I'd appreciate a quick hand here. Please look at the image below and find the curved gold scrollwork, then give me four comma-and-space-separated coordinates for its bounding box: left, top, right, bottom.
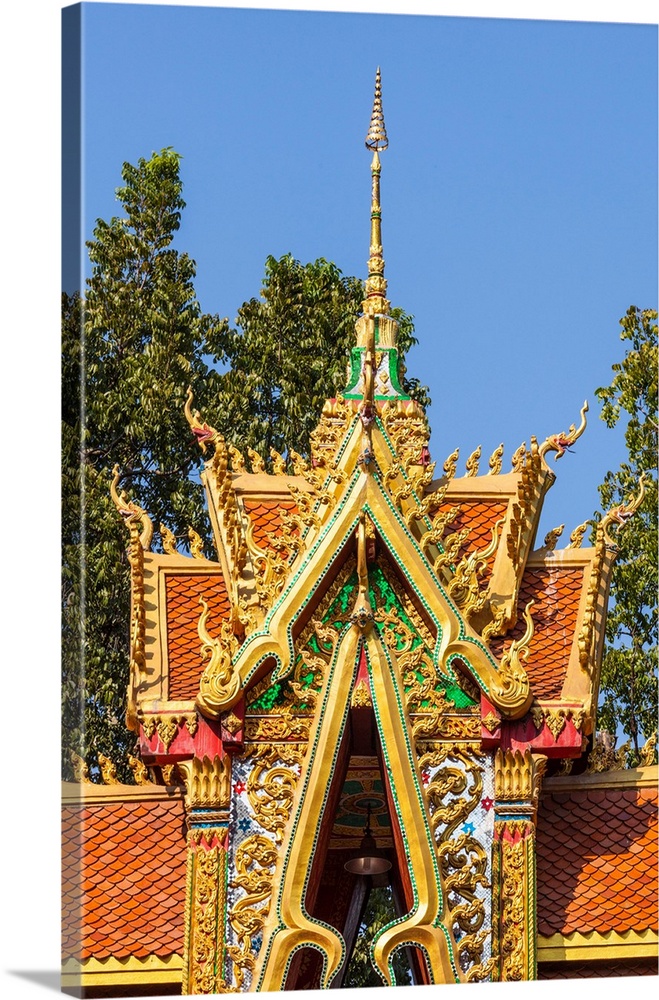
489, 602, 534, 718
247, 747, 299, 844
195, 596, 242, 717
227, 835, 279, 990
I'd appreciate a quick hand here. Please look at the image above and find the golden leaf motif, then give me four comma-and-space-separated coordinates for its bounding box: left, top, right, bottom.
488, 443, 504, 475
196, 597, 241, 717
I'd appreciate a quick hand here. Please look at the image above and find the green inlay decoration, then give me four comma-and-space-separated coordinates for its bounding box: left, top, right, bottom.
368, 564, 476, 709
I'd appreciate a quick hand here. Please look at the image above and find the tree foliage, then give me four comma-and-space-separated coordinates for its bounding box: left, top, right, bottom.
343, 885, 413, 988
62, 150, 425, 780
62, 149, 229, 781
595, 306, 658, 758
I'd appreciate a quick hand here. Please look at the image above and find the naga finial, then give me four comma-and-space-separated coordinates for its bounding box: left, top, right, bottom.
184, 386, 221, 454
540, 400, 589, 461
110, 464, 153, 550
362, 68, 390, 317
601, 473, 648, 548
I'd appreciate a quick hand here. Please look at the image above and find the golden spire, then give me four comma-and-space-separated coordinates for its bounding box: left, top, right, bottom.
363, 67, 390, 316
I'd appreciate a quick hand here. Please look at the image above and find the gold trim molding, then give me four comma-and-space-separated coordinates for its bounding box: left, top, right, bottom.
61, 953, 183, 988
537, 928, 659, 962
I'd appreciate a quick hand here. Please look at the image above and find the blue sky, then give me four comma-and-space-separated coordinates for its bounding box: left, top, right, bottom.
1, 3, 657, 998
69, 2, 657, 540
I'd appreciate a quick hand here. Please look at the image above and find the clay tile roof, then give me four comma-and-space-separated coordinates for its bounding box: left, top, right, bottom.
242, 498, 298, 552
537, 783, 658, 936
434, 497, 509, 584
62, 796, 187, 961
489, 563, 584, 699
166, 572, 232, 700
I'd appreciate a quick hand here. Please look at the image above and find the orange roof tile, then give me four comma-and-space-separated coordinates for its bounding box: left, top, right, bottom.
539, 958, 658, 978
537, 783, 658, 936
434, 498, 508, 584
242, 498, 298, 553
490, 564, 584, 700
62, 797, 187, 961
165, 572, 232, 700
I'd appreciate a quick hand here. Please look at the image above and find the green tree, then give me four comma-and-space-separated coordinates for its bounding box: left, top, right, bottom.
343, 885, 413, 988
215, 253, 426, 458
63, 151, 426, 782
62, 149, 229, 781
594, 306, 658, 759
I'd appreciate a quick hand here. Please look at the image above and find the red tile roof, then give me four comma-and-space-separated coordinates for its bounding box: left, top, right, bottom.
434, 498, 508, 584
539, 958, 658, 978
537, 781, 658, 936
242, 498, 298, 553
165, 572, 232, 700
62, 795, 186, 961
490, 564, 584, 700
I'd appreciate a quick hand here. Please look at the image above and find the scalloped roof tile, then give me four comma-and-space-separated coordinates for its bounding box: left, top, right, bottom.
165, 571, 232, 700
62, 796, 187, 961
537, 782, 658, 936
490, 563, 584, 699
242, 498, 298, 552
434, 497, 508, 584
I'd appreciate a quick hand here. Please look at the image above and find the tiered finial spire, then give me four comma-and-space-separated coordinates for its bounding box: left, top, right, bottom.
363, 68, 390, 316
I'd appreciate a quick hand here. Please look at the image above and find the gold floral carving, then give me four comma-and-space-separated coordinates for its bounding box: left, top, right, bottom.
374, 603, 448, 714
494, 748, 533, 801
351, 679, 372, 707
246, 744, 303, 844
138, 712, 198, 746
488, 443, 504, 476
418, 504, 460, 560
419, 744, 492, 979
244, 715, 311, 741
208, 438, 248, 582
159, 522, 178, 554
98, 753, 119, 785
507, 441, 543, 567
188, 527, 205, 559
489, 602, 534, 717
110, 465, 150, 730
196, 596, 242, 717
568, 520, 590, 549
247, 447, 266, 474
380, 399, 430, 469
128, 754, 152, 785
178, 755, 232, 809
269, 448, 287, 475
183, 829, 229, 994
223, 711, 243, 736
539, 400, 588, 461
443, 447, 459, 480
446, 518, 503, 623
465, 446, 481, 477
412, 714, 481, 741
161, 764, 184, 786
228, 445, 246, 474
309, 394, 353, 466
481, 712, 500, 734
543, 524, 564, 551
586, 739, 630, 773
639, 731, 658, 766
227, 835, 279, 990
510, 442, 527, 473
496, 829, 534, 981
70, 752, 92, 784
